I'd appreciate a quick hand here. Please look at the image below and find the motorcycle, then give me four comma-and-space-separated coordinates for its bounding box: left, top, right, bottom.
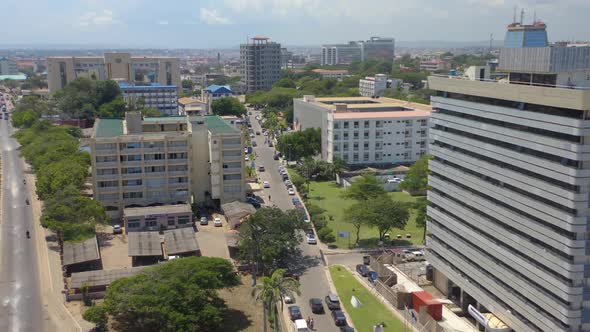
25, 199, 29, 205
26, 230, 30, 239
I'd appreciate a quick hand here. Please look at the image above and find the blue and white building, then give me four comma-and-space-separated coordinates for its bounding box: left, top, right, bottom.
119, 82, 179, 116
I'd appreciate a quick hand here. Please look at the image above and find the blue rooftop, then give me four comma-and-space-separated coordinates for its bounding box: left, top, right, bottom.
205, 85, 233, 94
118, 82, 177, 89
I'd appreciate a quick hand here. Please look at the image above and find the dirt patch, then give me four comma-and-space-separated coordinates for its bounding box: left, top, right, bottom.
96, 225, 132, 269
219, 275, 269, 332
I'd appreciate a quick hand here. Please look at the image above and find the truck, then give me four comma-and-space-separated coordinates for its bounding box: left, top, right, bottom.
292, 319, 309, 332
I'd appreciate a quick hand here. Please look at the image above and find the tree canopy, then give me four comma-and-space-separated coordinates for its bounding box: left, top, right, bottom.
252, 268, 300, 331
366, 196, 411, 241
53, 78, 122, 122
276, 128, 321, 161
83, 257, 240, 332
400, 155, 431, 195
341, 174, 386, 201
211, 97, 246, 116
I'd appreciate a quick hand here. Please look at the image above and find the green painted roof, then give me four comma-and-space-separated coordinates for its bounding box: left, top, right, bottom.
203, 115, 240, 134
142, 116, 187, 123
95, 118, 123, 137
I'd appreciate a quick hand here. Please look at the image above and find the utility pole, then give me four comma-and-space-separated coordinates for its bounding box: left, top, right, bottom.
489, 33, 493, 54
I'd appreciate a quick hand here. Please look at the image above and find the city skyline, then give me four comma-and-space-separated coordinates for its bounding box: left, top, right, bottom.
2, 0, 589, 48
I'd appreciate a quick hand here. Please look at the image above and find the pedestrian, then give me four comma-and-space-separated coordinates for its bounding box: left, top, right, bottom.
268, 195, 271, 201
307, 316, 311, 327
310, 317, 314, 330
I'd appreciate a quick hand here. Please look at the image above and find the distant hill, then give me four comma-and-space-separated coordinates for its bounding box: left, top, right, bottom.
396, 40, 503, 48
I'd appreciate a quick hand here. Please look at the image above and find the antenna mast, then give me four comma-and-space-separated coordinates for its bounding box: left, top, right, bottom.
513, 7, 517, 23
533, 9, 536, 24
489, 33, 493, 53
520, 8, 525, 25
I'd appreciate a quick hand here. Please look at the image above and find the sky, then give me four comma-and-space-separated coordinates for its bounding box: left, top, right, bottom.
1, 0, 589, 48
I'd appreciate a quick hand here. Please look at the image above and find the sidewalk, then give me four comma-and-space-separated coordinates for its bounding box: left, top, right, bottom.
23, 162, 90, 332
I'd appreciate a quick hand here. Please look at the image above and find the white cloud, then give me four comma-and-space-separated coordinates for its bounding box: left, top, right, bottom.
199, 8, 232, 25
157, 20, 169, 25
78, 9, 117, 26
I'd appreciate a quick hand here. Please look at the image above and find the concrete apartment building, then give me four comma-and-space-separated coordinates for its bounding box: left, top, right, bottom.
90, 113, 245, 219
419, 59, 451, 72
0, 57, 19, 75
240, 37, 281, 93
118, 82, 179, 116
294, 95, 430, 165
47, 52, 180, 93
426, 22, 590, 332
321, 37, 395, 66
311, 69, 349, 80
359, 74, 388, 97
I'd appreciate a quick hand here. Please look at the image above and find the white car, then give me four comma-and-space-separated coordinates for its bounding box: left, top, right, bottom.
306, 233, 317, 244
263, 181, 270, 188
284, 180, 292, 186
214, 217, 222, 227
288, 188, 295, 195
245, 156, 250, 161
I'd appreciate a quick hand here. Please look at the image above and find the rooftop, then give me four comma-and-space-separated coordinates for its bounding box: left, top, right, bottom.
304, 96, 432, 112
333, 110, 430, 119
70, 267, 144, 289
311, 69, 349, 74
63, 237, 100, 266
163, 228, 199, 255
0, 74, 27, 81
205, 84, 233, 93
94, 118, 124, 137
128, 232, 163, 257
124, 204, 192, 218
203, 115, 240, 134
142, 116, 187, 124
178, 97, 204, 105
118, 82, 177, 89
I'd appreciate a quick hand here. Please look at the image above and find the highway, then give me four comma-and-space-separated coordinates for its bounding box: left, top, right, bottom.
248, 110, 340, 332
0, 95, 45, 332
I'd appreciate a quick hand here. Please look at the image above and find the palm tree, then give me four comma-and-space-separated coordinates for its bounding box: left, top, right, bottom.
252, 269, 301, 332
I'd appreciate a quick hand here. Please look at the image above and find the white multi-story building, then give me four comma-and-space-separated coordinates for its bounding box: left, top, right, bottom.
90, 113, 245, 219
359, 74, 388, 97
294, 96, 430, 165
47, 52, 180, 93
321, 37, 395, 66
0, 57, 18, 75
311, 69, 349, 80
118, 82, 178, 116
426, 43, 590, 332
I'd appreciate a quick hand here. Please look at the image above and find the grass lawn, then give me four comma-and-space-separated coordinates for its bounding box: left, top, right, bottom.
329, 265, 405, 332
308, 181, 424, 248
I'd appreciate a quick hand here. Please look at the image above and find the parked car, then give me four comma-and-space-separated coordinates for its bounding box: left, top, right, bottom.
309, 298, 324, 314
292, 197, 301, 206
340, 326, 355, 332
288, 306, 302, 321
356, 264, 370, 277
284, 180, 292, 186
273, 154, 280, 160
113, 224, 122, 234
325, 293, 341, 310
214, 217, 222, 227
200, 217, 208, 225
246, 197, 262, 209
263, 181, 270, 188
245, 156, 249, 161
331, 310, 347, 326
252, 141, 257, 147
256, 131, 261, 135
284, 294, 295, 304
306, 233, 317, 244
288, 188, 296, 195
258, 164, 265, 171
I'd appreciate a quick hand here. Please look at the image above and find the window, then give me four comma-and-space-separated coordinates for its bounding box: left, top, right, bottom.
333, 122, 340, 129
167, 217, 176, 226
145, 166, 165, 173
123, 192, 143, 199
224, 184, 242, 193
169, 177, 188, 184
96, 156, 117, 163
120, 142, 140, 149
343, 122, 349, 129
222, 162, 241, 169
363, 132, 369, 138
97, 168, 118, 176
364, 121, 370, 128
363, 153, 369, 161
168, 152, 187, 159
145, 219, 157, 227
223, 174, 242, 180
122, 167, 142, 174
222, 150, 241, 157
178, 216, 190, 224
354, 121, 359, 128
144, 153, 164, 160
353, 142, 359, 150
127, 221, 141, 229
343, 132, 349, 139
222, 138, 241, 145
363, 142, 369, 149
353, 132, 359, 140
143, 141, 164, 149
169, 165, 188, 172
120, 154, 141, 162
123, 179, 142, 186
343, 143, 349, 151
334, 134, 340, 141
98, 181, 118, 188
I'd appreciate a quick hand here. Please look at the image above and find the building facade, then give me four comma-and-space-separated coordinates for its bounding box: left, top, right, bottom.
419, 60, 451, 72
118, 82, 179, 115
359, 74, 388, 97
311, 69, 349, 80
90, 113, 245, 219
426, 61, 590, 331
321, 37, 395, 66
0, 57, 19, 75
294, 96, 430, 165
240, 37, 281, 93
47, 52, 180, 93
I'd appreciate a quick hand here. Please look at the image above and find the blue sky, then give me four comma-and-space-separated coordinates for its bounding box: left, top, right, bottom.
2, 0, 589, 48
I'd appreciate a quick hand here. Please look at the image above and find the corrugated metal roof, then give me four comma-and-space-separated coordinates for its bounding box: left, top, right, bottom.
63, 236, 100, 266
124, 204, 192, 218
128, 232, 163, 257
164, 228, 199, 255
203, 115, 240, 134
94, 118, 123, 137
70, 267, 144, 288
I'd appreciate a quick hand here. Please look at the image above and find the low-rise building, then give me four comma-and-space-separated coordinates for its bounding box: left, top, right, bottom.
178, 97, 208, 115
294, 95, 431, 165
90, 112, 245, 219
202, 84, 234, 104
123, 204, 193, 232
420, 60, 451, 72
359, 74, 388, 97
118, 82, 178, 115
311, 69, 349, 80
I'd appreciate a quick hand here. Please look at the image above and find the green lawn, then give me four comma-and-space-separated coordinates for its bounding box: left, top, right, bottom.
308, 181, 424, 248
329, 265, 405, 332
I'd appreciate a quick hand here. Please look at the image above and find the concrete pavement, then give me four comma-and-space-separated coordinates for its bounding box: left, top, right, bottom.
248, 110, 340, 332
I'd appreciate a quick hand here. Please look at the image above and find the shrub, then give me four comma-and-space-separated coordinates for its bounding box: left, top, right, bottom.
318, 227, 336, 243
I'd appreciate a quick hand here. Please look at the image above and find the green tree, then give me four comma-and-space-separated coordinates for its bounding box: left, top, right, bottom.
238, 207, 305, 276
343, 202, 373, 246
36, 156, 89, 200
366, 196, 411, 241
211, 97, 246, 116
98, 96, 127, 118
400, 155, 431, 195
414, 197, 428, 243
274, 77, 296, 89
341, 174, 386, 202
252, 269, 301, 332
95, 80, 121, 106
11, 109, 38, 128
83, 304, 108, 331
276, 128, 321, 161
140, 107, 163, 117
85, 257, 240, 332
181, 79, 194, 90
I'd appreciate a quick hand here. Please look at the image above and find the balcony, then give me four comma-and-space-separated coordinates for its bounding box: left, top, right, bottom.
94, 149, 116, 156
98, 186, 119, 193
121, 160, 141, 166
95, 161, 118, 168
223, 167, 242, 174
121, 173, 142, 179
144, 159, 165, 166
168, 145, 188, 152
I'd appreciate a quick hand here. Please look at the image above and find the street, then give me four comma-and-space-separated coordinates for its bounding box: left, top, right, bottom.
248, 110, 340, 332
0, 96, 45, 332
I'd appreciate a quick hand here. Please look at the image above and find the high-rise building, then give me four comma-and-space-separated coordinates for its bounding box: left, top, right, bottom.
118, 82, 179, 116
294, 95, 430, 165
426, 27, 590, 332
47, 52, 180, 93
321, 37, 395, 66
0, 57, 19, 75
504, 21, 549, 48
90, 113, 245, 219
240, 37, 281, 93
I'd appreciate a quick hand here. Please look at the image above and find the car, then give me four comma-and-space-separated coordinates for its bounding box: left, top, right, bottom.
264, 132, 268, 136
356, 264, 370, 277
331, 310, 347, 326
214, 217, 222, 227
306, 233, 317, 244
113, 224, 122, 234
284, 271, 300, 281
263, 181, 270, 188
288, 188, 296, 195
245, 156, 250, 161
340, 326, 355, 332
292, 197, 301, 206
252, 141, 257, 147
288, 306, 302, 321
284, 179, 292, 186
309, 298, 324, 313
250, 133, 255, 138
273, 154, 280, 160
284, 294, 295, 304
325, 293, 341, 310
246, 196, 262, 209
200, 217, 208, 225
256, 131, 261, 135
258, 164, 265, 171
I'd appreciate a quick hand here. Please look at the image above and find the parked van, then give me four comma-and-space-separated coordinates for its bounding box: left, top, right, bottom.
293, 319, 309, 332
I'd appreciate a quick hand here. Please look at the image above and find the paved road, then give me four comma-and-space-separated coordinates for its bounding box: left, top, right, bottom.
248, 110, 340, 332
0, 94, 45, 332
